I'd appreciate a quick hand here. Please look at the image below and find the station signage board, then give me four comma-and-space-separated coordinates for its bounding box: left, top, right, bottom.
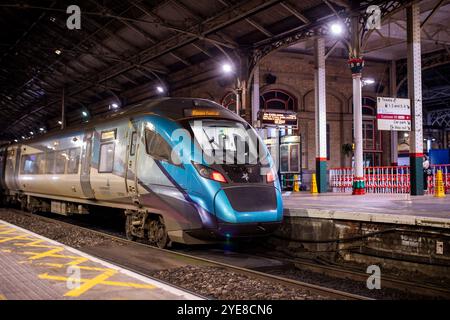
376, 97, 411, 131
259, 111, 298, 128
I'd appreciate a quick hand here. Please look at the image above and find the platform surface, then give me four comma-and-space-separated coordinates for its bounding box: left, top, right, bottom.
0, 220, 201, 300
283, 193, 450, 228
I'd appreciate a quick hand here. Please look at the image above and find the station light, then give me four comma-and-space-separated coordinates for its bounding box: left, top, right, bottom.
111, 103, 119, 109
21, 136, 26, 140
29, 131, 34, 135
58, 120, 62, 125
404, 133, 409, 138
362, 78, 375, 85
55, 49, 62, 55
330, 22, 343, 35
82, 111, 88, 117
222, 63, 233, 74
39, 127, 45, 132
156, 86, 165, 94
14, 139, 18, 142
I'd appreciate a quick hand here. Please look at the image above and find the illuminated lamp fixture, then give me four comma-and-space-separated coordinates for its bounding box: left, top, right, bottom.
330, 22, 343, 35
156, 86, 165, 94
55, 49, 62, 55
222, 63, 233, 74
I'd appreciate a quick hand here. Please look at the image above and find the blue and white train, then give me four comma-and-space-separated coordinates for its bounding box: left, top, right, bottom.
0, 98, 283, 247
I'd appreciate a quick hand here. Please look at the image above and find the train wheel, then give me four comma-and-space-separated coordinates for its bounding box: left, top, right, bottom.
148, 216, 169, 249
125, 214, 137, 241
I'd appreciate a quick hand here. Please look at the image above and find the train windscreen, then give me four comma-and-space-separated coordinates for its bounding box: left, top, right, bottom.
189, 119, 266, 165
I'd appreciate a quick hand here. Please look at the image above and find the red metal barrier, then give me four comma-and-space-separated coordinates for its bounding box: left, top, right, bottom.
329, 164, 450, 194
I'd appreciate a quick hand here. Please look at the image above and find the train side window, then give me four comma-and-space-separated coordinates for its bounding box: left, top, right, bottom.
55, 151, 67, 174
36, 153, 45, 174
67, 148, 81, 174
45, 151, 56, 174
21, 154, 37, 174
99, 143, 115, 173
145, 129, 177, 164
130, 132, 137, 156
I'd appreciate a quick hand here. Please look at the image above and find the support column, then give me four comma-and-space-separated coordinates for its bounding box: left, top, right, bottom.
407, 3, 424, 195
251, 65, 260, 128
390, 61, 398, 166
349, 15, 365, 195
61, 87, 66, 130
314, 37, 327, 193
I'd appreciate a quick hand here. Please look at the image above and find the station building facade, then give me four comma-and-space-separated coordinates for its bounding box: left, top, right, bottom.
169, 51, 393, 178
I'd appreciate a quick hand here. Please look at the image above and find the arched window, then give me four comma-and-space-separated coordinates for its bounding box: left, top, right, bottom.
260, 89, 297, 112
361, 97, 382, 166
221, 91, 237, 113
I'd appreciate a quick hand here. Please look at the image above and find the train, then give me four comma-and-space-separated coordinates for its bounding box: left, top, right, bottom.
0, 98, 283, 248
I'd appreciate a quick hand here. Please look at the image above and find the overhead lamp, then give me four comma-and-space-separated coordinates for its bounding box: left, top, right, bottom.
82, 111, 88, 117
111, 103, 119, 109
14, 139, 18, 142
222, 63, 233, 74
330, 22, 343, 35
55, 49, 62, 55
39, 127, 45, 132
404, 133, 409, 138
30, 131, 34, 135
21, 136, 26, 139
58, 120, 62, 125
362, 78, 375, 85
156, 86, 165, 94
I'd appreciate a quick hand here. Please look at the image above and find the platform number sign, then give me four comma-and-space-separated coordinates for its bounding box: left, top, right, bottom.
376, 97, 411, 131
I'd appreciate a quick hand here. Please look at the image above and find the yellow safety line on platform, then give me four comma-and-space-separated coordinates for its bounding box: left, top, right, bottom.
39, 273, 156, 291
0, 235, 35, 243
0, 222, 159, 297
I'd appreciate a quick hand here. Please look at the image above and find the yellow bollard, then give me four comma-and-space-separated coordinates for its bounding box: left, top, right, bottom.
293, 174, 300, 192
435, 170, 446, 198
311, 173, 318, 194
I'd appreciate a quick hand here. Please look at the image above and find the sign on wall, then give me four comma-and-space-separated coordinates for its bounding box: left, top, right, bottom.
259, 111, 298, 127
376, 97, 411, 131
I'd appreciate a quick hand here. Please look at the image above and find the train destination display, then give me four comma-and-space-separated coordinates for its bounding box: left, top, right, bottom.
259, 111, 298, 127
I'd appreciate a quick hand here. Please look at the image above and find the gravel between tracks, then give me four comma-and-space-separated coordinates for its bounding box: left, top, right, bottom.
0, 209, 331, 300
150, 265, 328, 300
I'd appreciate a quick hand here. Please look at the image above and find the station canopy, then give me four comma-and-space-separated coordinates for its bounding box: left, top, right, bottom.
0, 0, 449, 142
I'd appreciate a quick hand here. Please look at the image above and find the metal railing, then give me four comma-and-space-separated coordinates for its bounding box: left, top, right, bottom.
329, 164, 450, 194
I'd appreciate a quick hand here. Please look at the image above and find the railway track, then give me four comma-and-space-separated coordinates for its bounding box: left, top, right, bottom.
1, 210, 369, 300
245, 251, 450, 300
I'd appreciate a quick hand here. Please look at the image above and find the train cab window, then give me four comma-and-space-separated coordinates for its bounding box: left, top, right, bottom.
55, 151, 67, 174
45, 151, 56, 174
99, 143, 115, 173
145, 129, 177, 164
67, 148, 81, 174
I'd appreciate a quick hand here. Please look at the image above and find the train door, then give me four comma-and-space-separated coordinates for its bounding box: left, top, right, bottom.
80, 130, 95, 199
4, 145, 21, 191
0, 147, 6, 191
125, 120, 141, 200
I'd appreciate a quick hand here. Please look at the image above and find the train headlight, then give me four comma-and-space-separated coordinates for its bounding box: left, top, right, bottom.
192, 162, 228, 183
266, 170, 276, 183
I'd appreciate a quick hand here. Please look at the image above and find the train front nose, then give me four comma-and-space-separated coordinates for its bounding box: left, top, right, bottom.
213, 185, 283, 238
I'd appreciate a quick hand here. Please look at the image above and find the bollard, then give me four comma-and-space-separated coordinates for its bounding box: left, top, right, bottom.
435, 170, 446, 198
293, 174, 300, 192
311, 173, 318, 194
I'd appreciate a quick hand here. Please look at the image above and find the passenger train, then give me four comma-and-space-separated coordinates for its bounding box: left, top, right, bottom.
0, 98, 283, 248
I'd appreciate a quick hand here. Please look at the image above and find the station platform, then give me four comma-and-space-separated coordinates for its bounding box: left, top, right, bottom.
0, 220, 201, 300
283, 192, 450, 229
